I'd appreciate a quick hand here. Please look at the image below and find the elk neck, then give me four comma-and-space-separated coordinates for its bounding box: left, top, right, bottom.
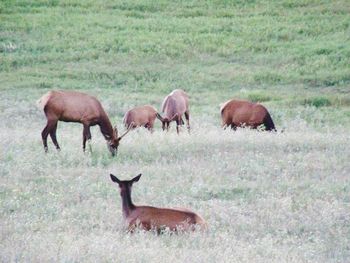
120, 186, 135, 218
99, 114, 117, 141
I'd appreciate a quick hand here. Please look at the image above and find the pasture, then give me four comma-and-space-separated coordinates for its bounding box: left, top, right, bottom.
1, 0, 349, 262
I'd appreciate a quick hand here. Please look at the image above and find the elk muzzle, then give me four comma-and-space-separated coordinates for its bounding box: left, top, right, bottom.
107, 141, 118, 157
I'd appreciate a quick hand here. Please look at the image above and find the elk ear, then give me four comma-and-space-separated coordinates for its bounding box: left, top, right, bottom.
110, 174, 120, 184
131, 173, 142, 184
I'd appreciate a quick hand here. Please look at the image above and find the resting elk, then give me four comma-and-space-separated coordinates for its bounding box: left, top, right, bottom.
220, 99, 276, 131
123, 105, 159, 132
37, 90, 131, 156
110, 173, 207, 233
156, 89, 190, 134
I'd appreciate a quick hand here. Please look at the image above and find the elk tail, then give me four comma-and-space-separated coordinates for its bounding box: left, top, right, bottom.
220, 100, 231, 116
36, 91, 52, 110
263, 113, 277, 132
196, 214, 209, 232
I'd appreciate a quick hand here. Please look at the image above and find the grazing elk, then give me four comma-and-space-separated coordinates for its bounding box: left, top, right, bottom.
220, 99, 276, 131
157, 89, 190, 134
37, 90, 131, 156
110, 173, 207, 233
123, 105, 159, 132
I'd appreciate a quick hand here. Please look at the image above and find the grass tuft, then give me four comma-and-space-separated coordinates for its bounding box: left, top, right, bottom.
302, 97, 332, 107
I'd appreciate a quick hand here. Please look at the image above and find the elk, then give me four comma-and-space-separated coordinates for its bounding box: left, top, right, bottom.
37, 90, 131, 156
220, 99, 276, 131
123, 105, 159, 132
110, 173, 207, 233
156, 89, 190, 134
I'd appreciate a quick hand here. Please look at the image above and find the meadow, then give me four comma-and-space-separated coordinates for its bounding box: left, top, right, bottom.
1, 0, 350, 262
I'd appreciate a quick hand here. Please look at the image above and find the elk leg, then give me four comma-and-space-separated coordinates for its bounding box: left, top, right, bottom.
166, 122, 169, 132
83, 124, 92, 153
41, 120, 57, 153
230, 124, 237, 131
49, 122, 60, 151
127, 224, 136, 233
184, 111, 190, 133
42, 125, 50, 153
128, 221, 151, 232
147, 121, 154, 133
176, 118, 181, 134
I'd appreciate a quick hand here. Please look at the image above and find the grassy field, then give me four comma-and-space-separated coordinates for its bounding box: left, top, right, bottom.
1, 0, 350, 262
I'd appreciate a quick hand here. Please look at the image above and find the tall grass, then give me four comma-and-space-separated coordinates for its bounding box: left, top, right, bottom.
1, 0, 350, 262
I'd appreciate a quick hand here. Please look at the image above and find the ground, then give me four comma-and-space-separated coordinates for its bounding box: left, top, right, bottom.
0, 0, 349, 262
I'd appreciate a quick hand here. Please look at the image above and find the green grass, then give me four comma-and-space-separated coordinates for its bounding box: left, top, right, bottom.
1, 0, 350, 262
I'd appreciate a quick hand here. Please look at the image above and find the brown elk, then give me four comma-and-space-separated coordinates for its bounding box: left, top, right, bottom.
110, 173, 207, 233
220, 99, 276, 131
37, 90, 131, 156
156, 89, 190, 134
123, 105, 159, 132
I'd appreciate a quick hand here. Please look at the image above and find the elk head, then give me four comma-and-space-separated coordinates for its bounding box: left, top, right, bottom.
156, 113, 179, 131
110, 173, 142, 195
107, 126, 132, 156
156, 113, 165, 130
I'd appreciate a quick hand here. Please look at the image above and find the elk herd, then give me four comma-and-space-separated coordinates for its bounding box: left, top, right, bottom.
37, 89, 277, 233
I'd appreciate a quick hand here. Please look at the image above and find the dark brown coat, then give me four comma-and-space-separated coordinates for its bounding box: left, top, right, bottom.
220, 99, 276, 131
37, 90, 130, 156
